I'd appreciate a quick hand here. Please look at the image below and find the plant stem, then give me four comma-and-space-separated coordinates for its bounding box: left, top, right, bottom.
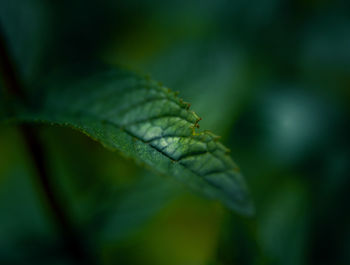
0, 25, 93, 265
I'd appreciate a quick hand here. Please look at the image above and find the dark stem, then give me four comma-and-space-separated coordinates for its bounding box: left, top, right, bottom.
0, 25, 93, 265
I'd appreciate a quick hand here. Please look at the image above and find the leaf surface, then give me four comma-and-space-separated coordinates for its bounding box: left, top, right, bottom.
17, 67, 254, 215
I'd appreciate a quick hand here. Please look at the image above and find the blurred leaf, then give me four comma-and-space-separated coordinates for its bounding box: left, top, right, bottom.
12, 66, 253, 215
0, 0, 51, 82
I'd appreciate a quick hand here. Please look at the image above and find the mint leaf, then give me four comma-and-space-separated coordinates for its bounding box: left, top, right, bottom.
17, 66, 254, 215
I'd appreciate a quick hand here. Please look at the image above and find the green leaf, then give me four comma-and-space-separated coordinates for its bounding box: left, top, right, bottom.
18, 66, 254, 215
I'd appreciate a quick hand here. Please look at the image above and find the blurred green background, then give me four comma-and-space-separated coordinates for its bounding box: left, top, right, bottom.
1, 0, 350, 264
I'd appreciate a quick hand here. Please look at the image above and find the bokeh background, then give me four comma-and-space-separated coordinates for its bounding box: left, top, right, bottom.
1, 0, 350, 264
